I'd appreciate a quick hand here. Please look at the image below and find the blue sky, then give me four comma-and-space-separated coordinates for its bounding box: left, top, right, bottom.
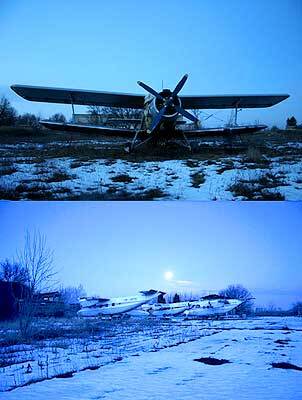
0, 201, 301, 308
0, 0, 301, 127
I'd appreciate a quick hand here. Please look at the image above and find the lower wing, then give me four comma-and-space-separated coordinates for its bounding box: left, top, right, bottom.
40, 120, 136, 137
180, 124, 267, 138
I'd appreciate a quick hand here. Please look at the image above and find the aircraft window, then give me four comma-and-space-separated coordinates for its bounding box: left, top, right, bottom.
112, 303, 115, 306
196, 305, 200, 308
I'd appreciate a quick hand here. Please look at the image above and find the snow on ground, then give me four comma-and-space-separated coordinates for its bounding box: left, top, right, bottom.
1, 317, 302, 399
1, 153, 302, 200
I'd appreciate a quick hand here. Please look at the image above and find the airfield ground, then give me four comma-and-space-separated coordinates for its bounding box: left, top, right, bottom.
0, 317, 301, 399
0, 127, 302, 200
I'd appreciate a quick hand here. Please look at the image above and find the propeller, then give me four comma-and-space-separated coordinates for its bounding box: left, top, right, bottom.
137, 74, 199, 133
175, 105, 198, 123
172, 73, 188, 97
137, 81, 163, 100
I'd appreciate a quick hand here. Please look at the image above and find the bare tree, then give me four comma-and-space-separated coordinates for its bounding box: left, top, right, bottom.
18, 230, 56, 295
190, 109, 202, 128
49, 113, 66, 123
88, 105, 142, 119
60, 284, 86, 305
0, 96, 18, 126
291, 301, 302, 316
17, 113, 40, 128
0, 258, 28, 284
17, 230, 57, 338
219, 284, 254, 315
88, 105, 102, 116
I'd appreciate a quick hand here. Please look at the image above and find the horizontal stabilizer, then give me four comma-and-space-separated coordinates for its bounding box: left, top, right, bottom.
139, 289, 160, 296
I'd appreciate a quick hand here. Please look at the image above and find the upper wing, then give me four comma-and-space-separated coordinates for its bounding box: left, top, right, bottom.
11, 85, 145, 109
179, 94, 289, 109
40, 120, 136, 137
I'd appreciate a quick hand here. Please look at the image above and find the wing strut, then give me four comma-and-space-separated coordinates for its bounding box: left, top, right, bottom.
70, 94, 76, 123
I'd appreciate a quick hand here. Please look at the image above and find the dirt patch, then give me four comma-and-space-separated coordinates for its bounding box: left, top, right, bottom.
274, 339, 291, 345
111, 174, 136, 183
194, 357, 231, 365
271, 362, 302, 371
191, 171, 206, 188
0, 166, 18, 176
55, 371, 74, 378
44, 170, 76, 183
186, 159, 200, 168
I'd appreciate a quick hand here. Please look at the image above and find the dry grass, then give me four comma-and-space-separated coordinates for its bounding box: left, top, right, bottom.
0, 166, 18, 176
44, 170, 76, 183
191, 171, 206, 188
111, 174, 136, 183
228, 171, 286, 200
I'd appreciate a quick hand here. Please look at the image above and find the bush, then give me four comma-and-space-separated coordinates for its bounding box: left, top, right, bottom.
0, 97, 17, 126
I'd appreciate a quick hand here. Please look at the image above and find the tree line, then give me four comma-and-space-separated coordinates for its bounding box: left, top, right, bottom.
0, 96, 66, 127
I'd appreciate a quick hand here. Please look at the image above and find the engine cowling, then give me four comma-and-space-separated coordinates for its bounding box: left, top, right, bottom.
153, 89, 182, 119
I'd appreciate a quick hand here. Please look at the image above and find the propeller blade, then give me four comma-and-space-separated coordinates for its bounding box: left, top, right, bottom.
150, 105, 168, 133
137, 81, 163, 100
175, 105, 198, 123
172, 74, 188, 96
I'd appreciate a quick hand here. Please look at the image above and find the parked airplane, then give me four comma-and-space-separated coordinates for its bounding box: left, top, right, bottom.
11, 75, 289, 151
78, 289, 162, 317
184, 295, 245, 318
142, 301, 191, 317
143, 294, 247, 318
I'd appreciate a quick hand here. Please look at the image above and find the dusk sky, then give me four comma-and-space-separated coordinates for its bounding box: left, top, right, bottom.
0, 201, 301, 309
0, 0, 301, 127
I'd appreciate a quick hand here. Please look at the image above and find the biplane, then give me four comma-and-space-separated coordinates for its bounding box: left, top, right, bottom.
11, 74, 289, 151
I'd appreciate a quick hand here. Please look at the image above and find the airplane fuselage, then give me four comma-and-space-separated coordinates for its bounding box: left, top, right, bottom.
78, 291, 159, 317
143, 298, 244, 318
185, 298, 243, 318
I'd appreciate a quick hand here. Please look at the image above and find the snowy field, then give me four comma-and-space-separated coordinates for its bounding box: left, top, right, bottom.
1, 129, 302, 200
1, 317, 302, 399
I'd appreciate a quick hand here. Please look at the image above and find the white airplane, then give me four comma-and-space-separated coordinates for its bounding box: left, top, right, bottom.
184, 295, 246, 318
142, 301, 191, 317
143, 294, 247, 318
78, 289, 162, 317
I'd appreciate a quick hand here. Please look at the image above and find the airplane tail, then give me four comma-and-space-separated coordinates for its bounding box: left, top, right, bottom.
139, 289, 166, 296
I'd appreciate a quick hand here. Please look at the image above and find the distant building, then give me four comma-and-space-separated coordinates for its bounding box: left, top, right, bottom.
32, 291, 67, 317
32, 291, 80, 317
73, 113, 142, 129
74, 114, 110, 125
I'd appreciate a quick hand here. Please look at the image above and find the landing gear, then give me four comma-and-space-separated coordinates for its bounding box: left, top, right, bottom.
176, 131, 192, 152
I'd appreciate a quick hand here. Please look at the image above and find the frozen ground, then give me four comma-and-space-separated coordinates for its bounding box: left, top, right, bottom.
1, 317, 302, 399
1, 129, 302, 200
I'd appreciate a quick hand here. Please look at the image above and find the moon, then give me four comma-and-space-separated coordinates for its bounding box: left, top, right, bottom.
164, 271, 174, 280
